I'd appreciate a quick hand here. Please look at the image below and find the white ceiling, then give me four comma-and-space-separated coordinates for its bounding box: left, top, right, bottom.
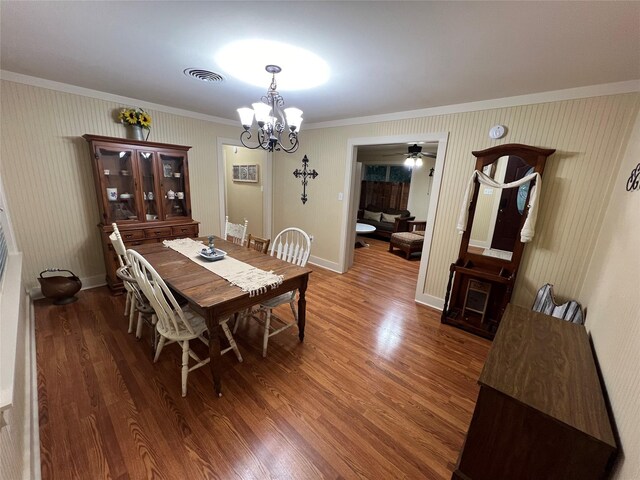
1, 1, 638, 125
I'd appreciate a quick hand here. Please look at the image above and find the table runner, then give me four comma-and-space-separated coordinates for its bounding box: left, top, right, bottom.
162, 238, 283, 296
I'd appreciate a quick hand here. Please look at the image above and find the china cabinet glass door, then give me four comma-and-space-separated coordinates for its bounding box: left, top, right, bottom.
138, 151, 161, 222
159, 152, 188, 219
96, 145, 140, 222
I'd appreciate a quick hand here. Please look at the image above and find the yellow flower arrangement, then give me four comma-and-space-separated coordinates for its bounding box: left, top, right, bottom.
118, 107, 152, 129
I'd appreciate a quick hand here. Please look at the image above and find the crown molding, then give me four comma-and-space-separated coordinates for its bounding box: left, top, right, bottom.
305, 80, 640, 130
2, 70, 638, 131
0, 70, 237, 127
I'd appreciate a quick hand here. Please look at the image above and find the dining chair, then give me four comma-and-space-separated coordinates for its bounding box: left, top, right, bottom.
242, 227, 311, 357
225, 216, 248, 246
126, 249, 243, 396
109, 223, 155, 338
115, 266, 157, 347
246, 234, 270, 254
532, 283, 585, 325
109, 224, 133, 317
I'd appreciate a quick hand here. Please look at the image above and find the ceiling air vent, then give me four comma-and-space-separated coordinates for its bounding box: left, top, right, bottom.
183, 68, 224, 83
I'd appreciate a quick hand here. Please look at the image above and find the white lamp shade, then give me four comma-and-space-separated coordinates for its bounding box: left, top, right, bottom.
252, 102, 272, 124
404, 157, 415, 167
284, 107, 303, 131
415, 157, 423, 167
237, 107, 254, 127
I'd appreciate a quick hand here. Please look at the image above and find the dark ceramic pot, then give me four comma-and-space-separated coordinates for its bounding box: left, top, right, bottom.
38, 269, 82, 305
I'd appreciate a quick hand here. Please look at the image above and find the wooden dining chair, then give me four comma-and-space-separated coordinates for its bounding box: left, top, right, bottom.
246, 234, 270, 254
127, 249, 243, 396
243, 227, 311, 357
225, 216, 248, 246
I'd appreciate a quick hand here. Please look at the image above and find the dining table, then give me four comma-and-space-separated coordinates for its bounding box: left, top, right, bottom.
132, 236, 313, 396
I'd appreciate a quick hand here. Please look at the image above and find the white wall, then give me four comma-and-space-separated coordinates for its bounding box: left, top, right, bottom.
0, 169, 37, 480
580, 111, 640, 479
407, 157, 435, 221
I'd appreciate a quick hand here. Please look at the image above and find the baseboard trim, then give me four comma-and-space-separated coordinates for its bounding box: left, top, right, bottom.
24, 296, 40, 480
28, 274, 106, 300
308, 256, 343, 273
415, 293, 444, 311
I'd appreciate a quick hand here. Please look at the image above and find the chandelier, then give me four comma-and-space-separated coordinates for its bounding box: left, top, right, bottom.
237, 65, 303, 153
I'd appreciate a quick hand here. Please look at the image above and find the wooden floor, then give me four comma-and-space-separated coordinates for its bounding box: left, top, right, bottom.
36, 238, 491, 479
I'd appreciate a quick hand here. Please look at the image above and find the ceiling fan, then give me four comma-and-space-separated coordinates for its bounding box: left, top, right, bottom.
383, 144, 436, 167
383, 144, 436, 160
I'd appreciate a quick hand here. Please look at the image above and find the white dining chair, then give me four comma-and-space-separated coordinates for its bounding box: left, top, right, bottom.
109, 223, 155, 338
532, 283, 585, 325
240, 227, 311, 357
109, 224, 133, 316
224, 216, 248, 246
126, 249, 243, 396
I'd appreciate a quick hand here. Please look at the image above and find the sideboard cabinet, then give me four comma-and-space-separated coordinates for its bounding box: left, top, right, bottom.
84, 134, 199, 291
453, 304, 616, 480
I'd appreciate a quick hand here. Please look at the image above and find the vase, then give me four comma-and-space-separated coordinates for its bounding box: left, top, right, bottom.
127, 124, 145, 141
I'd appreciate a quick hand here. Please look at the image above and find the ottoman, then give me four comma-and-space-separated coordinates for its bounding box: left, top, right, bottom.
389, 230, 425, 259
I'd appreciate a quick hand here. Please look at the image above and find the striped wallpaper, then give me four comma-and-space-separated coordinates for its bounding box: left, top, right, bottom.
0, 224, 6, 282
579, 113, 640, 480
273, 94, 639, 308
1, 79, 638, 311
0, 80, 237, 288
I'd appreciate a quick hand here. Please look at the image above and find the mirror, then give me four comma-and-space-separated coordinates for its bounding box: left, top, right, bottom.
467, 155, 535, 262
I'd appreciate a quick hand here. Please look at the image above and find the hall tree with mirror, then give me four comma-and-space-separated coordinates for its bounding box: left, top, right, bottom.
442, 144, 555, 339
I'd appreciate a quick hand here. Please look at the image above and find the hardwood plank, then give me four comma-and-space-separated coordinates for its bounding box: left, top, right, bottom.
36, 238, 491, 479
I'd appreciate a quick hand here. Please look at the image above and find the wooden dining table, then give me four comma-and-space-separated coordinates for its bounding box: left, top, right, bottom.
132, 236, 312, 396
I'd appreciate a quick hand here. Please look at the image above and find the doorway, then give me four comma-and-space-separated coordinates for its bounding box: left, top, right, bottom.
216, 138, 271, 240
340, 133, 448, 305
491, 156, 532, 251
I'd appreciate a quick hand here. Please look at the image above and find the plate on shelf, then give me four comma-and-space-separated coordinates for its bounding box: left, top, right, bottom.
119, 193, 133, 199
199, 248, 227, 262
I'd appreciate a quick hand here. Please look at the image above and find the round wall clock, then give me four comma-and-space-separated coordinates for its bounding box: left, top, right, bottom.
489, 125, 506, 139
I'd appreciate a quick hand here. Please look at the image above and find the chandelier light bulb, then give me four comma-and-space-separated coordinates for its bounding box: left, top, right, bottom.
237, 107, 255, 129
415, 157, 423, 167
252, 102, 272, 125
404, 157, 415, 167
284, 107, 303, 132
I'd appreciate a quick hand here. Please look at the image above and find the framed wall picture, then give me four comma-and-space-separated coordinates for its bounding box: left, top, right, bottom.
232, 164, 259, 183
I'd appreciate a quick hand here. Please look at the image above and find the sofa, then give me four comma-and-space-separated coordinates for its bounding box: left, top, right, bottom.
357, 205, 415, 239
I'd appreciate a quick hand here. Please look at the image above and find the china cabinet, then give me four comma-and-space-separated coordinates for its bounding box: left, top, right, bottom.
84, 134, 199, 291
